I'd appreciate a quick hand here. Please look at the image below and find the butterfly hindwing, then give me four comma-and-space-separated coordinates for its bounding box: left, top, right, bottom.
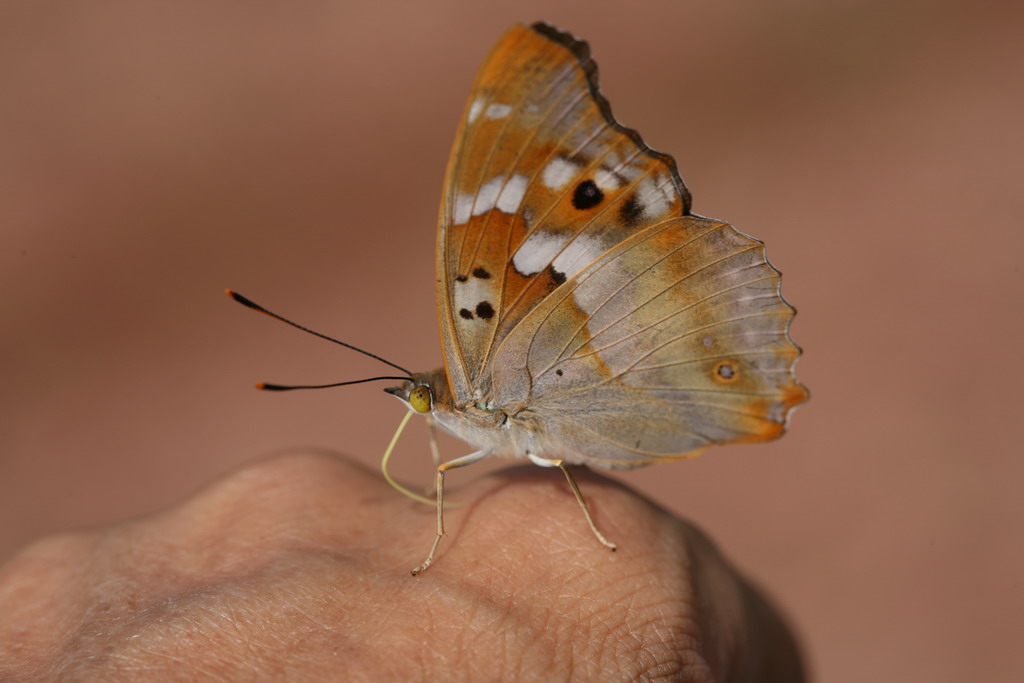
490, 215, 806, 467
438, 23, 691, 406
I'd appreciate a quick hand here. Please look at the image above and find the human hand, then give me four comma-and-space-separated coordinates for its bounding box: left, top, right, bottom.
0, 452, 804, 681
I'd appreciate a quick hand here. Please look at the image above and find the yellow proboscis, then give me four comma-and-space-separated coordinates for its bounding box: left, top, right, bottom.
381, 409, 460, 508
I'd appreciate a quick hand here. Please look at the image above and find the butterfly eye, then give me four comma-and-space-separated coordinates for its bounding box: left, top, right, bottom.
409, 385, 432, 413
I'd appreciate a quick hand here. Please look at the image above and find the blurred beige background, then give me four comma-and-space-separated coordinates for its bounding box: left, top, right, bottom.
2, 1, 1022, 680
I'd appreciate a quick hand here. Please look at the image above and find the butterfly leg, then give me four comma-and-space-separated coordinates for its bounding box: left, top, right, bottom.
422, 415, 443, 496
426, 416, 441, 469
557, 462, 617, 551
411, 449, 491, 576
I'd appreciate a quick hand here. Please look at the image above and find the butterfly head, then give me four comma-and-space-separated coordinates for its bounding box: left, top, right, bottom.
384, 367, 454, 415
386, 382, 432, 414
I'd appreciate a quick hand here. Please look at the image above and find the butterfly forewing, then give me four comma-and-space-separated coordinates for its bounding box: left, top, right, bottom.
438, 23, 692, 406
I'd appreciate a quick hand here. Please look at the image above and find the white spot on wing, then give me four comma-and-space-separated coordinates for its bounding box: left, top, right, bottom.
570, 247, 633, 318
485, 103, 512, 119
513, 231, 564, 276
594, 168, 621, 190
512, 232, 605, 280
610, 152, 644, 181
552, 233, 604, 280
542, 157, 580, 190
636, 175, 672, 220
454, 277, 491, 320
468, 98, 484, 124
473, 175, 528, 217
453, 192, 473, 225
473, 177, 502, 216
496, 174, 528, 213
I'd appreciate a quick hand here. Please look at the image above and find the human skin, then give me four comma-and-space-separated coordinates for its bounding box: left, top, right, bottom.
0, 452, 805, 681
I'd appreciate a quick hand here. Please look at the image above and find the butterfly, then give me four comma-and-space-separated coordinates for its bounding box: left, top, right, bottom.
231, 22, 807, 575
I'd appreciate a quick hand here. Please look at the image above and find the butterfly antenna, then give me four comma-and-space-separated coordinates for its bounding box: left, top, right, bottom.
226, 290, 413, 376
258, 377, 411, 391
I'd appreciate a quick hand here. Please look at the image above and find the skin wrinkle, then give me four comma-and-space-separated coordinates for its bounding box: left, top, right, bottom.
495, 609, 536, 680
501, 522, 683, 678
228, 580, 349, 676
451, 503, 610, 677
460, 596, 521, 682
61, 597, 232, 680
524, 570, 580, 675
406, 607, 435, 678
385, 570, 477, 671
67, 530, 349, 678
592, 511, 705, 675
452, 574, 546, 675
58, 565, 146, 670
358, 588, 403, 644
211, 589, 260, 662
595, 570, 702, 676
448, 598, 484, 671
278, 589, 338, 635
639, 608, 706, 680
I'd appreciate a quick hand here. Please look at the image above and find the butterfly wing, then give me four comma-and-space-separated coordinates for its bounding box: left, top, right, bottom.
437, 23, 806, 465
490, 215, 807, 468
437, 23, 692, 406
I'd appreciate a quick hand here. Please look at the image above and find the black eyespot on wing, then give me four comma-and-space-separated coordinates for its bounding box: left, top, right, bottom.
459, 308, 474, 319
572, 179, 604, 210
475, 301, 494, 320
549, 265, 567, 285
555, 369, 563, 376
472, 267, 490, 279
455, 275, 468, 283
713, 361, 740, 384
620, 194, 643, 226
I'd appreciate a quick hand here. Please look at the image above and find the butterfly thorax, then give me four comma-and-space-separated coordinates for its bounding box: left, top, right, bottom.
389, 367, 544, 458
